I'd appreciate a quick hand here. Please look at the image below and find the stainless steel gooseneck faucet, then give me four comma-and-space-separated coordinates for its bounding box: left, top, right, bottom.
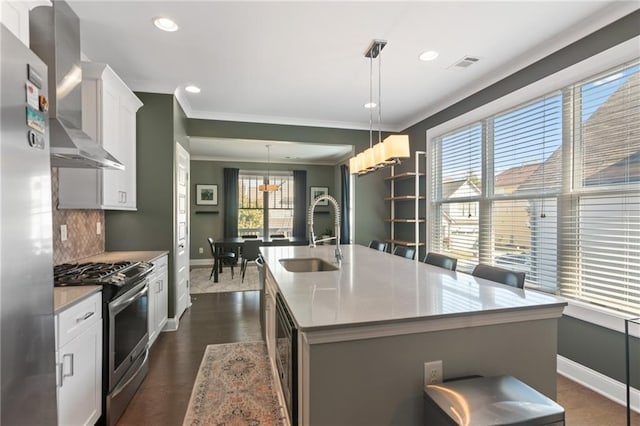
308, 194, 342, 263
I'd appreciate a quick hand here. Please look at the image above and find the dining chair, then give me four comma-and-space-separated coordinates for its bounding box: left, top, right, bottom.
270, 234, 286, 238
241, 239, 262, 283
393, 245, 416, 260
472, 263, 525, 289
423, 252, 457, 271
368, 240, 388, 252
271, 238, 290, 246
207, 238, 236, 280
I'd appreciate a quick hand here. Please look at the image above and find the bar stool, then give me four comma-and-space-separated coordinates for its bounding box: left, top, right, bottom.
368, 240, 388, 252
423, 252, 457, 271
472, 263, 525, 288
393, 245, 416, 260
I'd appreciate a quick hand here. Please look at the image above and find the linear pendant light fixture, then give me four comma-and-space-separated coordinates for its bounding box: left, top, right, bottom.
258, 144, 279, 192
349, 40, 410, 175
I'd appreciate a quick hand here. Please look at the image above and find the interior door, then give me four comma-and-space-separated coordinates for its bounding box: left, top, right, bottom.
175, 142, 190, 319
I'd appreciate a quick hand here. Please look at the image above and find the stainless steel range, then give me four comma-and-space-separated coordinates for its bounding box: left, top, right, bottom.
54, 261, 154, 426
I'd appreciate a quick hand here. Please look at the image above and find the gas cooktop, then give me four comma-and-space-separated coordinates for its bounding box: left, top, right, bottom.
54, 261, 150, 287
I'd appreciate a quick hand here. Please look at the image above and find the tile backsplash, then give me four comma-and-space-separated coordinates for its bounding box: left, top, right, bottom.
51, 168, 105, 264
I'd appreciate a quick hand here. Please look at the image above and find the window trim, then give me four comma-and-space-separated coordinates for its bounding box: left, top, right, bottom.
426, 36, 640, 331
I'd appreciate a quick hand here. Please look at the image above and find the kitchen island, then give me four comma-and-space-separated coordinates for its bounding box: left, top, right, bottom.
259, 244, 567, 425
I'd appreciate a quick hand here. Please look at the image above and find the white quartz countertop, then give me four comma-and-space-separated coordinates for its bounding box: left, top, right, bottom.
54, 285, 101, 314
260, 244, 566, 331
78, 250, 169, 264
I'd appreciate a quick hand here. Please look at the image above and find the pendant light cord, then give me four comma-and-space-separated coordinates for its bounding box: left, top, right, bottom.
378, 41, 382, 145
266, 145, 271, 186
369, 51, 374, 149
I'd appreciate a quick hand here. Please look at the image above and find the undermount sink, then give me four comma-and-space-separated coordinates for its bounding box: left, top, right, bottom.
279, 258, 339, 273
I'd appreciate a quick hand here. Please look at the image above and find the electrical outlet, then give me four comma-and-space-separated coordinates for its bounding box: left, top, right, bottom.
424, 360, 443, 386
96, 222, 101, 235
60, 224, 67, 242
198, 247, 204, 254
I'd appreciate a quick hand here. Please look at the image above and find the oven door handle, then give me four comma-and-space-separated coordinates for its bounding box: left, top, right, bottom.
111, 283, 148, 311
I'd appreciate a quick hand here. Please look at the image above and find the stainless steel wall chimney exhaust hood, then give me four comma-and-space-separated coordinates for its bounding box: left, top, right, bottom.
29, 0, 124, 170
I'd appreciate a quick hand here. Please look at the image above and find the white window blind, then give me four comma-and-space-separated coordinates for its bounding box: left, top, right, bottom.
489, 94, 562, 290
432, 124, 482, 270
493, 94, 563, 194
561, 195, 640, 312
560, 61, 640, 313
434, 124, 482, 200
492, 199, 558, 292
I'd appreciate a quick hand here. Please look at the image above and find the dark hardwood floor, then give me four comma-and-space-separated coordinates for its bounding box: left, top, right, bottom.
117, 290, 636, 426
116, 291, 262, 426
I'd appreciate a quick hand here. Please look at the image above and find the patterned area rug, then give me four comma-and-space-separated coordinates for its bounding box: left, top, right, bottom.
190, 264, 260, 294
183, 341, 285, 426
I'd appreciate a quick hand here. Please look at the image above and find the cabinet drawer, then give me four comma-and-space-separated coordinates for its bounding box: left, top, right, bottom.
57, 292, 102, 348
148, 255, 168, 283
153, 255, 168, 271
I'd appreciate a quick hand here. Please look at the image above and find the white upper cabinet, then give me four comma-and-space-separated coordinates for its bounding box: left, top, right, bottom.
0, 1, 50, 47
57, 62, 143, 210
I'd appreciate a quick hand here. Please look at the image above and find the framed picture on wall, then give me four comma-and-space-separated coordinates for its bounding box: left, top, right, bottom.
196, 184, 218, 205
310, 186, 329, 206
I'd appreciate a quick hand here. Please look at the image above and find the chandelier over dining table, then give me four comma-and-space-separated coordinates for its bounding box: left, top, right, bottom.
349, 39, 410, 175
258, 144, 279, 192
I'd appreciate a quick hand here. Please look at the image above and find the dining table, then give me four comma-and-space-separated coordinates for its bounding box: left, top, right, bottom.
211, 236, 308, 282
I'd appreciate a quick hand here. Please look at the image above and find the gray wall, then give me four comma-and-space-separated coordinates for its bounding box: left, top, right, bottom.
105, 92, 183, 318
559, 316, 640, 388
308, 319, 559, 425
400, 10, 640, 385
190, 160, 336, 260
188, 119, 387, 246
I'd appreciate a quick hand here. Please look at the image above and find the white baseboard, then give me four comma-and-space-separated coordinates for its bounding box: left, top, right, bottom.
557, 355, 640, 413
191, 259, 213, 267
164, 317, 179, 331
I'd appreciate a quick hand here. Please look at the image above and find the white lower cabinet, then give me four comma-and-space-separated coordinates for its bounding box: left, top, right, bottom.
56, 292, 102, 426
148, 255, 169, 346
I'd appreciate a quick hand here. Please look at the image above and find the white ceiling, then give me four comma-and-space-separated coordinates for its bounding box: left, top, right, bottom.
67, 1, 638, 163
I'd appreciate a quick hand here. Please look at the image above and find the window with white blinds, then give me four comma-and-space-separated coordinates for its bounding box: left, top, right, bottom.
429, 58, 640, 314
559, 61, 640, 312
238, 172, 294, 237
431, 124, 482, 270
488, 94, 562, 290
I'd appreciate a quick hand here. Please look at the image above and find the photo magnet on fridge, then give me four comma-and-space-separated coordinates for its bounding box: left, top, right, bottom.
26, 107, 46, 133
25, 80, 39, 110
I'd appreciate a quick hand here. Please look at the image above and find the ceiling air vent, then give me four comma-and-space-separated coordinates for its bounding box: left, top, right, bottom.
450, 56, 480, 69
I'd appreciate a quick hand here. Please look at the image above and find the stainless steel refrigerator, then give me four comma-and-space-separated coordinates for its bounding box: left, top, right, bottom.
1, 25, 57, 424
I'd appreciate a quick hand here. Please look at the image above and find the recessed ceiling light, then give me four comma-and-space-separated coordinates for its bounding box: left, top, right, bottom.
364, 102, 377, 109
185, 85, 201, 93
153, 17, 178, 32
419, 50, 439, 61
